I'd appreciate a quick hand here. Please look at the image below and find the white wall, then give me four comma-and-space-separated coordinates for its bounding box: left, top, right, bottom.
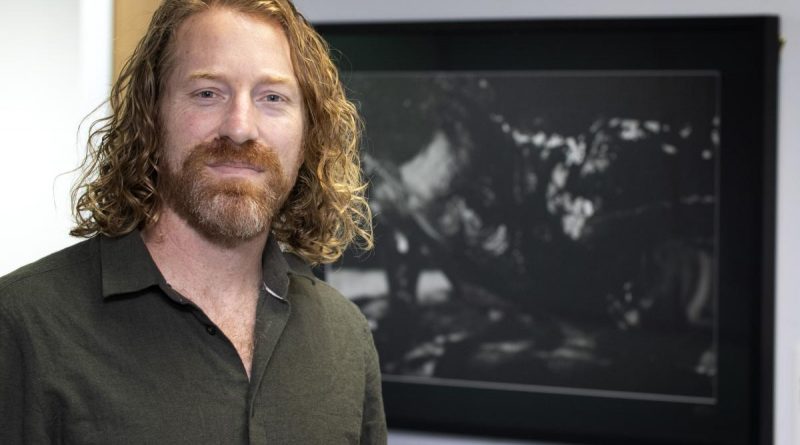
292, 0, 800, 444
0, 0, 112, 276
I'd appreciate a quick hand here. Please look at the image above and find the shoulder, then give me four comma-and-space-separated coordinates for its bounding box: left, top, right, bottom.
283, 253, 370, 332
0, 238, 100, 311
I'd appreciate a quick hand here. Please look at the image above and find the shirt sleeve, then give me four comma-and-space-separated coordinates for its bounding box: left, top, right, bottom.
360, 323, 387, 445
0, 304, 25, 444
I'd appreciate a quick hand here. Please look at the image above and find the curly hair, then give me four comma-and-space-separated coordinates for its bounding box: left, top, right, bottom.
71, 0, 372, 264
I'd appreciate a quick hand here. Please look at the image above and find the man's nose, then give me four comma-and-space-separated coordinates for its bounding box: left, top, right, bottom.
219, 94, 258, 144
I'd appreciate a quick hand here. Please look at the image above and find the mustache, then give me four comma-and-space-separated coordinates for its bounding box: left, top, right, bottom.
192, 138, 278, 170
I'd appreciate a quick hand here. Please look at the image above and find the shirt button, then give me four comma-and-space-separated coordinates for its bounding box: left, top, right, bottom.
206, 325, 217, 335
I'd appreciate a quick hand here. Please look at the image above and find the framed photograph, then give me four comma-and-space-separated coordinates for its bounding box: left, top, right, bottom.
319, 17, 778, 445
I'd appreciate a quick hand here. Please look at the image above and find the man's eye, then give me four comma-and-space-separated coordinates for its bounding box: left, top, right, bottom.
197, 90, 216, 99
265, 94, 283, 102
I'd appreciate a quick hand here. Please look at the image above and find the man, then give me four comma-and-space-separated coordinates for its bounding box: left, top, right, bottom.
0, 0, 386, 443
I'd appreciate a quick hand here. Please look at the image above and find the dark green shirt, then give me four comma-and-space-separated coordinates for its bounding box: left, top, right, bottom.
0, 231, 386, 444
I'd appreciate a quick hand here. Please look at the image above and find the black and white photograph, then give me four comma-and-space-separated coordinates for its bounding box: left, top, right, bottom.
328, 71, 720, 402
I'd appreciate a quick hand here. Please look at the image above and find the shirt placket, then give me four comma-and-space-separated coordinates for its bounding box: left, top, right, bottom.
245, 285, 292, 445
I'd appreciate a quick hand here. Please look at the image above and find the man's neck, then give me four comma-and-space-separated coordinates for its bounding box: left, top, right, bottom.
142, 208, 268, 378
141, 208, 267, 310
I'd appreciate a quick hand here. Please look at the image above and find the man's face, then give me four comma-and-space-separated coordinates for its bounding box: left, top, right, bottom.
158, 7, 305, 244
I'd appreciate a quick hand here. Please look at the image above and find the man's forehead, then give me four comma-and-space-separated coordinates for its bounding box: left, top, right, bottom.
174, 8, 285, 46
166, 7, 296, 82
174, 7, 285, 40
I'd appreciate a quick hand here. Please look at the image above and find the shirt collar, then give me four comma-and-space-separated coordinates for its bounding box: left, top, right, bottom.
99, 229, 304, 302
100, 230, 162, 298
261, 235, 289, 301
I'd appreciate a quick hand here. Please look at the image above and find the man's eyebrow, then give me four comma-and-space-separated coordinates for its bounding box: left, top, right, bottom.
256, 74, 298, 88
188, 71, 223, 81
187, 71, 296, 86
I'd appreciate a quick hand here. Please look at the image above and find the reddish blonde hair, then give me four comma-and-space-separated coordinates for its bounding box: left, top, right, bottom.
71, 0, 372, 264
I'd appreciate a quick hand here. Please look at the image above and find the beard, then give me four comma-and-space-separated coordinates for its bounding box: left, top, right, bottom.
159, 138, 295, 245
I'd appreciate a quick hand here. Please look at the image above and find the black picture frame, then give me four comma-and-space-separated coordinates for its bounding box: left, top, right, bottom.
317, 17, 778, 445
